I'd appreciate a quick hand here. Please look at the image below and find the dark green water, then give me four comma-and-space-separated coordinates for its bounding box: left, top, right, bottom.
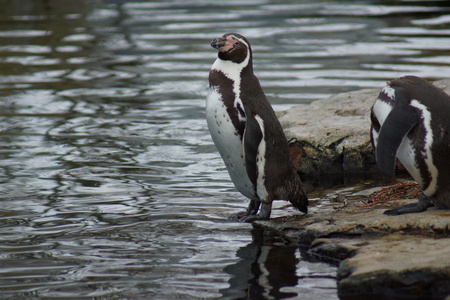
0, 0, 449, 298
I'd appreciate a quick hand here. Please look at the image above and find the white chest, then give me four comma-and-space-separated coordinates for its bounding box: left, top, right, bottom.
206, 87, 255, 199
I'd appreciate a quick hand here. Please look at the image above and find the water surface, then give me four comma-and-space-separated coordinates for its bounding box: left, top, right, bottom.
1, 0, 450, 298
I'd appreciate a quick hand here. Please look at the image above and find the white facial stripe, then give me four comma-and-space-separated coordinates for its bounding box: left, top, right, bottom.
254, 115, 269, 202
231, 35, 249, 49
410, 99, 438, 195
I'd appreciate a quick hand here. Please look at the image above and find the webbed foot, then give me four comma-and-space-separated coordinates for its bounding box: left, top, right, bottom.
384, 194, 432, 216
228, 198, 261, 222
237, 202, 272, 223
238, 214, 268, 223
228, 211, 249, 221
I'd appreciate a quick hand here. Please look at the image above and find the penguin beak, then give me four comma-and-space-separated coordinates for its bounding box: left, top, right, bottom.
211, 37, 227, 50
211, 36, 235, 52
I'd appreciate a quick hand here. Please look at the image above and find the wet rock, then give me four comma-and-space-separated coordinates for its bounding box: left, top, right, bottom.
278, 88, 377, 176
278, 79, 450, 176
254, 182, 450, 300
337, 236, 450, 300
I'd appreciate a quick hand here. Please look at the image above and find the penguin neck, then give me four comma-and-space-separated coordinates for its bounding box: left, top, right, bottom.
211, 48, 252, 83
211, 53, 254, 124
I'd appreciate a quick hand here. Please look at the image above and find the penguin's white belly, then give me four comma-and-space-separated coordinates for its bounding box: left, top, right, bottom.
206, 87, 256, 199
397, 137, 423, 187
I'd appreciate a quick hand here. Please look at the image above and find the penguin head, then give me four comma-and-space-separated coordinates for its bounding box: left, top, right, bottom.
211, 33, 252, 64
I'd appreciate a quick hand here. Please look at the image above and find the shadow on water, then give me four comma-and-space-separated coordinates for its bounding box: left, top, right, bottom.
221, 226, 337, 300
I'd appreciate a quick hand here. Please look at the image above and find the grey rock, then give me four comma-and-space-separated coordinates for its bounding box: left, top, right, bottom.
337, 236, 450, 300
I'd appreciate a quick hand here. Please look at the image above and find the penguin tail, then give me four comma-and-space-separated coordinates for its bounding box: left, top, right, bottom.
287, 178, 308, 213
290, 189, 308, 213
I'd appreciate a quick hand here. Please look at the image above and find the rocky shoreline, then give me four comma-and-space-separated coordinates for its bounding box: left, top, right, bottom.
262, 79, 450, 300
256, 180, 450, 299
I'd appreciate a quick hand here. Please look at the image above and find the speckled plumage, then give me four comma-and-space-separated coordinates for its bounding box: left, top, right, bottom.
206, 33, 308, 222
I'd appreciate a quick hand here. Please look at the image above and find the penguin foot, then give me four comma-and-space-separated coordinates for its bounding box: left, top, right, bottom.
384, 194, 432, 216
237, 202, 272, 223
228, 211, 249, 221
228, 198, 261, 221
238, 214, 268, 223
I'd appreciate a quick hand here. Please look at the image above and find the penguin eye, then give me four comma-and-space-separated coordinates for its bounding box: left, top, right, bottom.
225, 36, 241, 52
228, 37, 238, 44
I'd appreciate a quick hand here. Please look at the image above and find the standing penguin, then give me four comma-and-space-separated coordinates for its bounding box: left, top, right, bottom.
371, 75, 450, 215
206, 33, 308, 222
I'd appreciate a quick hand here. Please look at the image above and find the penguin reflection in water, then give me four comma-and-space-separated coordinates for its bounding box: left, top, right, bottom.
206, 33, 308, 222
371, 76, 450, 215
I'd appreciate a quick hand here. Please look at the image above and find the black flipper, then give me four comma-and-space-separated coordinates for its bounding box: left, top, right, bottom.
242, 105, 263, 186
376, 87, 418, 177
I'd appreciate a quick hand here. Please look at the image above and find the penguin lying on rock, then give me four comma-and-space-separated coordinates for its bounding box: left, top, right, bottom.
371, 75, 450, 215
206, 33, 308, 222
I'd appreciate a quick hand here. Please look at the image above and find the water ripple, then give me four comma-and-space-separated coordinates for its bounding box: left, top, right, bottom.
1, 0, 450, 298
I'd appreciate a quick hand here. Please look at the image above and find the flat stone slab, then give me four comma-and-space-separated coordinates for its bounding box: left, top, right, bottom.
278, 79, 450, 176
254, 182, 450, 299
337, 235, 450, 300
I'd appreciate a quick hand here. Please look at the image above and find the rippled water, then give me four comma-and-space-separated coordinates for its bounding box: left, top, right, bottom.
1, 0, 450, 298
